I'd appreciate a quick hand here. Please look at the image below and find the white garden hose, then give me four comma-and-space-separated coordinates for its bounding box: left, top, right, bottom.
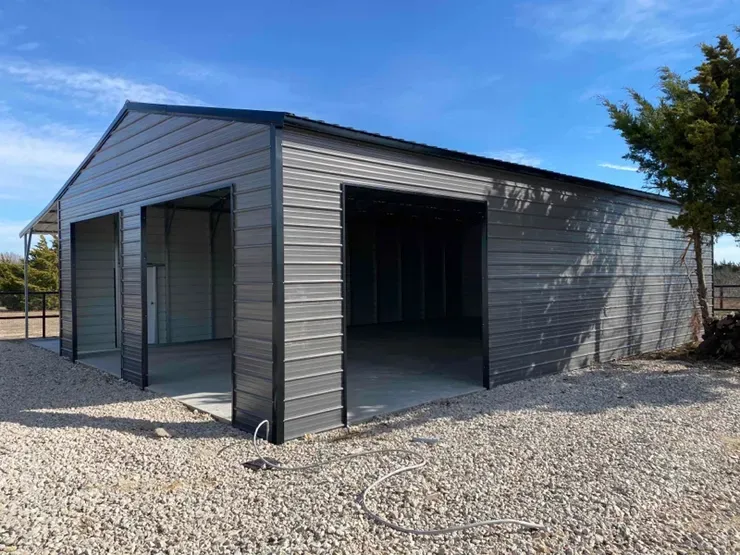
251, 420, 546, 536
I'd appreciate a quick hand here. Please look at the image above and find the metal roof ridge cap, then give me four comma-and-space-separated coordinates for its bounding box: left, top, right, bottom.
125, 101, 287, 126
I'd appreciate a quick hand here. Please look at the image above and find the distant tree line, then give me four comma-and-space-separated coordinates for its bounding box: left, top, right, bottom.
0, 236, 59, 311
714, 261, 740, 286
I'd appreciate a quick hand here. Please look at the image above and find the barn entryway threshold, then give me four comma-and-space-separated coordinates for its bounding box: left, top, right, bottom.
27, 339, 232, 422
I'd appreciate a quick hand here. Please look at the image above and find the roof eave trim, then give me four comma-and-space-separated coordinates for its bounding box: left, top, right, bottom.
20, 102, 288, 238
125, 102, 286, 126
283, 116, 676, 206
19, 104, 132, 237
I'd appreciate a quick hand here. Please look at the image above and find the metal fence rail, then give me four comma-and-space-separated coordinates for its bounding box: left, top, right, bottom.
713, 285, 740, 316
0, 290, 59, 339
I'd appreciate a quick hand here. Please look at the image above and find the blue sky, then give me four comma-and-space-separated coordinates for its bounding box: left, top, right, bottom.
0, 0, 738, 260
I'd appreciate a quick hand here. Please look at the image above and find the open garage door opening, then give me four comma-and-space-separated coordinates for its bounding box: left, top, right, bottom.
144, 187, 233, 421
344, 186, 487, 422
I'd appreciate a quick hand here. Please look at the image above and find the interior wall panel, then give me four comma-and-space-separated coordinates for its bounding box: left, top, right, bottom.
212, 208, 233, 339
168, 209, 211, 342
145, 206, 167, 343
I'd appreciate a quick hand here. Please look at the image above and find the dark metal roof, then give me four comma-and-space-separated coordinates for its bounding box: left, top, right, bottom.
21, 100, 675, 237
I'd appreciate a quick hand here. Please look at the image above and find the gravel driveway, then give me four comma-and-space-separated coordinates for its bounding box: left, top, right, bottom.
1, 341, 739, 554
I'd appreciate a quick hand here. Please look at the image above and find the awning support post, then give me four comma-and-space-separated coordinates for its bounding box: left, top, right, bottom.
23, 232, 32, 339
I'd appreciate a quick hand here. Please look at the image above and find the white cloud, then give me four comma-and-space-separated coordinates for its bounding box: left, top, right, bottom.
0, 59, 201, 112
0, 117, 97, 203
0, 118, 94, 178
599, 162, 638, 171
486, 149, 542, 167
518, 0, 720, 49
15, 41, 39, 51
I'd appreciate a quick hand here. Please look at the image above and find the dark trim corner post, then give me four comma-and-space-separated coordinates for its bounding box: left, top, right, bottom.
57, 201, 63, 357
140, 206, 149, 388
340, 183, 348, 427
230, 184, 238, 427
270, 124, 286, 444
481, 200, 490, 389
69, 221, 78, 361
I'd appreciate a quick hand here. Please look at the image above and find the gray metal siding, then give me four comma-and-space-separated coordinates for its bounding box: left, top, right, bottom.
233, 166, 274, 431
59, 216, 73, 359
281, 127, 709, 439
57, 111, 271, 394
74, 215, 117, 353
120, 207, 145, 386
486, 192, 710, 384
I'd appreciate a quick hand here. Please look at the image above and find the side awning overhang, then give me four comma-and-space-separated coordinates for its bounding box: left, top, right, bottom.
20, 201, 59, 237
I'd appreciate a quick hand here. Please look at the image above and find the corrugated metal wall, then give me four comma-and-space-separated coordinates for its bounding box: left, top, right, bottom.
233, 164, 274, 432
57, 111, 272, 406
120, 207, 144, 386
169, 210, 211, 342
74, 215, 117, 354
280, 126, 710, 440
486, 190, 710, 384
212, 210, 233, 339
59, 216, 73, 359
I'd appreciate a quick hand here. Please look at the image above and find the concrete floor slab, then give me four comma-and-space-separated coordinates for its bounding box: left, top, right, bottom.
78, 350, 121, 377
73, 340, 233, 421
346, 321, 484, 422
148, 340, 232, 421
32, 325, 484, 429
29, 338, 59, 353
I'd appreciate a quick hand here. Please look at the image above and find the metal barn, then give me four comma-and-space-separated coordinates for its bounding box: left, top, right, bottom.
20, 102, 711, 443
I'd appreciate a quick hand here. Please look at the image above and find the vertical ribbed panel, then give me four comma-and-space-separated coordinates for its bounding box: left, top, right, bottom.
145, 207, 166, 264
212, 211, 233, 339
169, 210, 211, 342
280, 127, 711, 439
120, 207, 146, 387
74, 215, 117, 353
145, 207, 167, 341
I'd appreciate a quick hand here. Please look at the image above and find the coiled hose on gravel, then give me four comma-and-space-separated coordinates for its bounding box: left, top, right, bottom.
250, 420, 546, 536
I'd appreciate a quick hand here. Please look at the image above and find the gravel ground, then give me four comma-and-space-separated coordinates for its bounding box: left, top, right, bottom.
1, 341, 739, 554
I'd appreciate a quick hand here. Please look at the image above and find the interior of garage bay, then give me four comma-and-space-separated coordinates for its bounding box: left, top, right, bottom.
72, 188, 234, 421
344, 186, 486, 422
